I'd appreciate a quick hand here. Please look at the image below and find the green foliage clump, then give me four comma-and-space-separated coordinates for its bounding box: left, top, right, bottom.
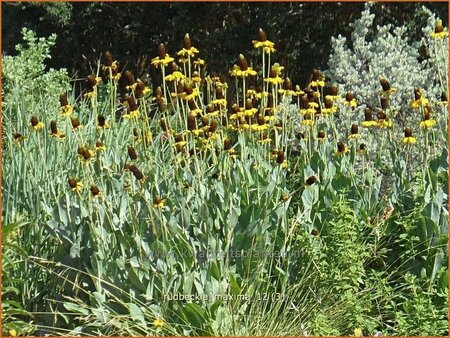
2, 28, 70, 115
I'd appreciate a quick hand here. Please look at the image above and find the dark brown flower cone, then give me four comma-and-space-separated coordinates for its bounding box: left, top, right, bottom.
435, 20, 444, 33
30, 116, 39, 127
276, 150, 285, 164
329, 85, 338, 96
258, 28, 267, 42
71, 117, 81, 129
312, 69, 321, 81
183, 33, 192, 50
380, 97, 389, 110
60, 94, 69, 107
127, 96, 138, 111
103, 51, 113, 67
209, 120, 218, 133
306, 176, 318, 185
90, 185, 100, 196
380, 78, 391, 92
123, 70, 135, 86
68, 178, 78, 188
364, 108, 373, 121
187, 115, 197, 131
98, 115, 106, 127
50, 121, 58, 134
224, 139, 232, 151
130, 165, 144, 180
414, 87, 421, 100
238, 54, 249, 71
158, 43, 166, 59
404, 127, 413, 138
86, 75, 98, 90
128, 146, 138, 160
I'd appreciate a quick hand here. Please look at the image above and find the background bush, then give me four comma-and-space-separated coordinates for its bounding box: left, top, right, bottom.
2, 2, 448, 86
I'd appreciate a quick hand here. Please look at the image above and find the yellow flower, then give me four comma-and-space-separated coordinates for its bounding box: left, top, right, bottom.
184, 87, 200, 101
78, 147, 95, 163
255, 91, 269, 100
50, 131, 65, 139
362, 121, 378, 128
354, 328, 363, 337
153, 318, 165, 327
344, 92, 357, 107
151, 54, 175, 68
322, 106, 337, 115
294, 86, 305, 97
84, 91, 97, 99
348, 124, 361, 140
123, 110, 141, 119
152, 197, 166, 209
240, 68, 257, 77
9, 329, 17, 337
210, 98, 227, 107
278, 88, 297, 96
402, 136, 417, 144
310, 80, 325, 88
402, 127, 416, 144
185, 128, 204, 137
192, 74, 201, 83
165, 71, 186, 82
410, 97, 429, 109
430, 20, 448, 39
238, 121, 251, 130
252, 28, 276, 53
244, 107, 257, 116
344, 98, 358, 107
420, 118, 436, 128
301, 118, 314, 126
68, 178, 83, 192
264, 115, 277, 122
194, 58, 205, 67
335, 142, 349, 156
189, 108, 203, 117
246, 89, 258, 99
309, 69, 325, 88
30, 117, 45, 131
377, 120, 393, 128
325, 94, 340, 101
253, 40, 276, 51
230, 106, 245, 120
410, 88, 429, 108
271, 63, 284, 76
357, 144, 366, 155
378, 78, 397, 97
251, 123, 269, 132
177, 47, 200, 57
229, 64, 240, 77
59, 104, 73, 116
95, 141, 106, 152
431, 31, 448, 39
33, 121, 45, 131
264, 76, 283, 85
299, 107, 317, 115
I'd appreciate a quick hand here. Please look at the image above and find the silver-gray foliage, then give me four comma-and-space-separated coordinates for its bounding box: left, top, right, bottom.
326, 3, 448, 113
